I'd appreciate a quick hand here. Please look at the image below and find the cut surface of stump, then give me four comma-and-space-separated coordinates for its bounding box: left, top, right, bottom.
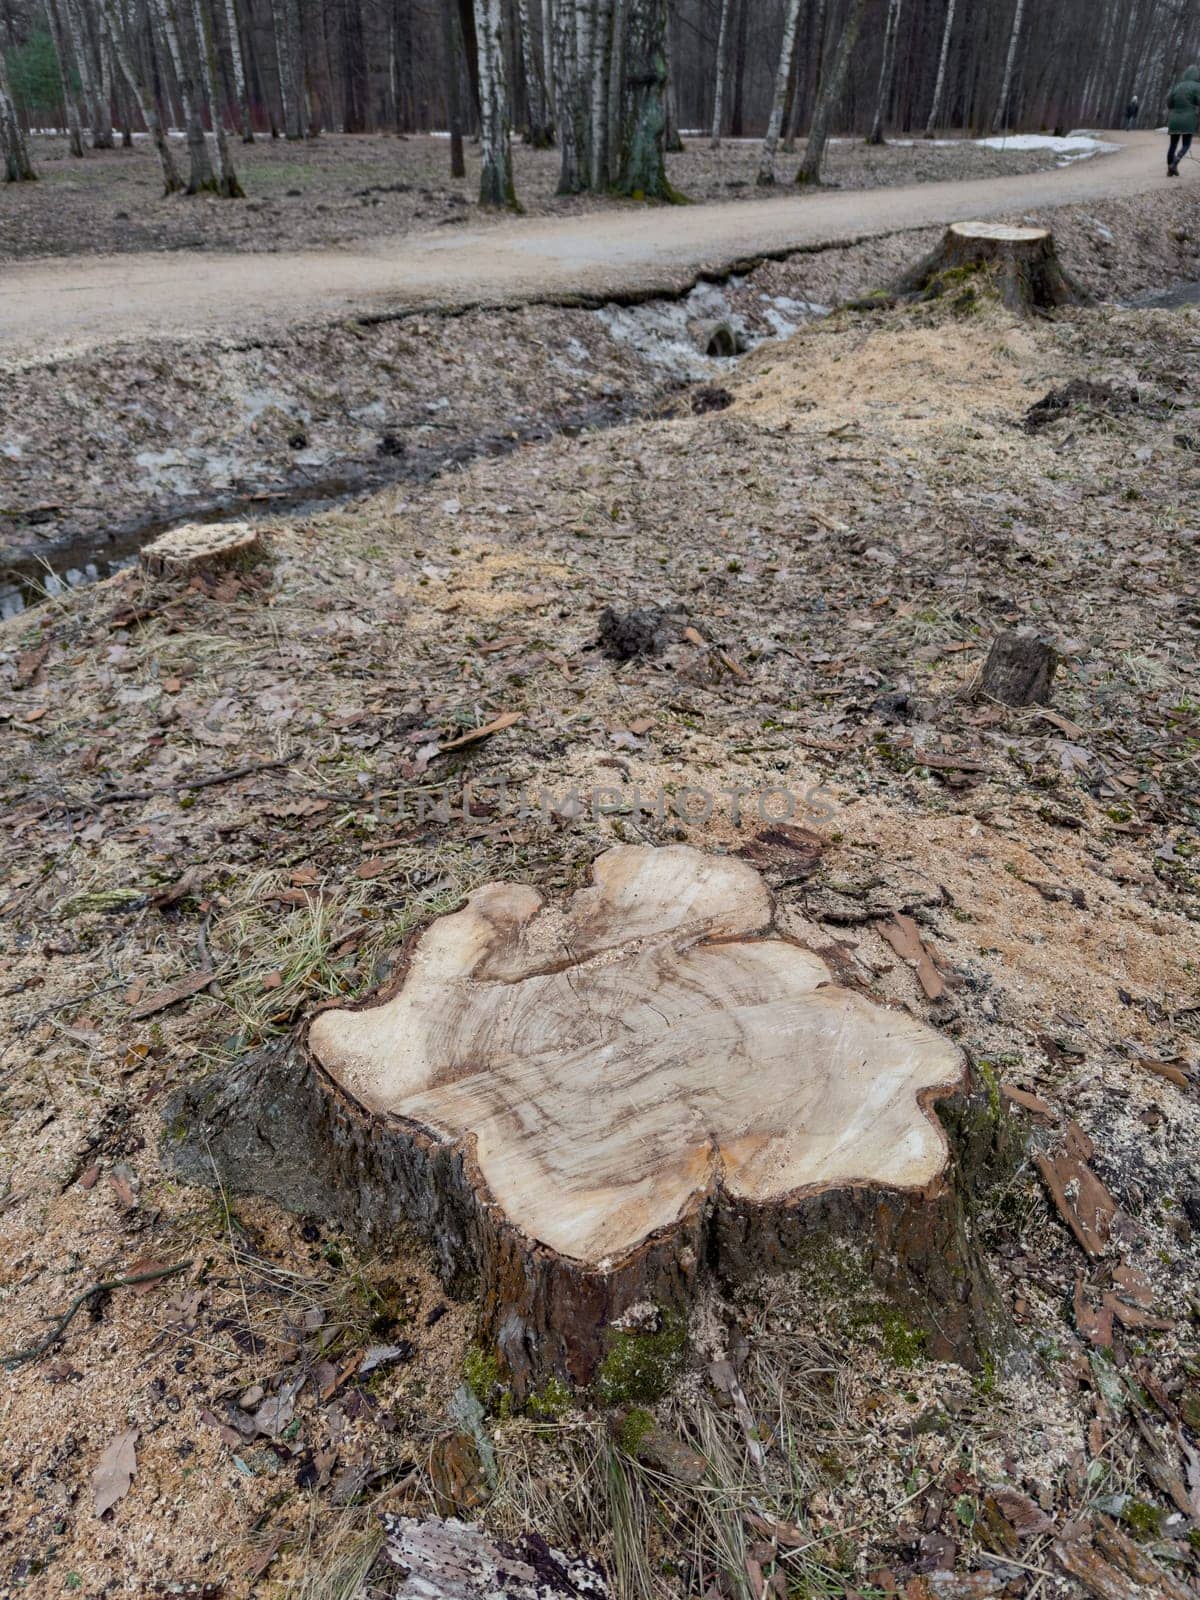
896, 221, 1091, 315
140, 520, 266, 580
293, 845, 1002, 1389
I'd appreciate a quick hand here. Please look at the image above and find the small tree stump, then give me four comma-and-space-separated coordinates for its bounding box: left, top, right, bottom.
140, 521, 267, 581
168, 845, 1021, 1396
896, 222, 1091, 315
979, 629, 1058, 707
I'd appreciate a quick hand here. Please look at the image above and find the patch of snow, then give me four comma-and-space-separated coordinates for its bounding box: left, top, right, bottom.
974, 133, 1120, 158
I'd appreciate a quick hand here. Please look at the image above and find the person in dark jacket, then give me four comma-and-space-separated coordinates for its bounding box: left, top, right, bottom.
1126, 94, 1139, 130
1167, 65, 1200, 175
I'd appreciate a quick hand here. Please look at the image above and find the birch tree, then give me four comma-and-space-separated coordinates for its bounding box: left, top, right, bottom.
590, 0, 615, 186
191, 0, 243, 195
613, 0, 670, 198
756, 0, 803, 185
0, 41, 34, 180
44, 0, 86, 156
796, 0, 867, 185
65, 0, 112, 147
923, 0, 956, 136
473, 0, 518, 208
221, 0, 253, 140
102, 0, 183, 192
517, 0, 553, 145
992, 0, 1028, 133
709, 0, 731, 146
552, 0, 586, 191
150, 0, 215, 191
867, 0, 903, 144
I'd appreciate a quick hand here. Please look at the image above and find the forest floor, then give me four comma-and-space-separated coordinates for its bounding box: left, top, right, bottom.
0, 131, 1160, 361
1, 173, 1200, 1600
0, 130, 1101, 263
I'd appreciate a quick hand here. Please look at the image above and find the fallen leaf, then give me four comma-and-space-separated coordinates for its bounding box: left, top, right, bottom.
14, 642, 49, 689
93, 1427, 138, 1517
356, 856, 391, 880
23, 706, 47, 723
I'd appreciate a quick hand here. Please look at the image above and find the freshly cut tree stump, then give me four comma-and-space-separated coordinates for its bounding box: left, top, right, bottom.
215, 844, 1006, 1393
979, 629, 1058, 706
140, 520, 266, 580
896, 222, 1091, 315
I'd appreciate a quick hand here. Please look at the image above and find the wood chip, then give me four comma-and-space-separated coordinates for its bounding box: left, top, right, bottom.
128, 968, 216, 1019
1000, 1083, 1056, 1119
439, 711, 521, 752
1035, 1123, 1119, 1258
876, 912, 947, 1000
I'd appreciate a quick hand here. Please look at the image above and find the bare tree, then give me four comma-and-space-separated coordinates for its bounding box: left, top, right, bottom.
796, 0, 868, 185
590, 0, 614, 185
0, 39, 34, 179
517, 0, 554, 144
757, 0, 803, 184
613, 0, 670, 198
102, 0, 184, 192
867, 0, 903, 143
992, 0, 1028, 132
44, 0, 87, 156
709, 0, 731, 145
441, 0, 466, 176
191, 0, 244, 194
923, 0, 956, 136
221, 0, 254, 140
473, 0, 518, 207
150, 0, 216, 190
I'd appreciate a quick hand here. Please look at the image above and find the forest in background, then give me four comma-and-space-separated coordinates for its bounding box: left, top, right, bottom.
1, 0, 1199, 205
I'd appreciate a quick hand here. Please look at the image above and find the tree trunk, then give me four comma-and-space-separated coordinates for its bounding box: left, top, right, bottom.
103, 0, 184, 192
756, 0, 803, 185
0, 41, 34, 179
895, 223, 1091, 316
222, 0, 253, 139
923, 0, 956, 137
64, 0, 112, 147
709, 0, 730, 146
473, 0, 518, 208
45, 0, 87, 156
867, 0, 902, 144
992, 0, 1027, 133
152, 0, 216, 191
168, 846, 1019, 1398
796, 0, 867, 185
541, 0, 554, 114
662, 0, 681, 151
590, 0, 614, 185
613, 0, 670, 199
552, 0, 584, 191
442, 0, 466, 175
517, 0, 553, 144
607, 0, 627, 167
191, 0, 244, 195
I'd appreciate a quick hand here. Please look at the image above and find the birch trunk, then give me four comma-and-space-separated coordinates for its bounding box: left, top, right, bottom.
796, 0, 867, 185
541, 0, 554, 114
991, 0, 1027, 133
0, 42, 34, 179
607, 0, 627, 163
867, 0, 902, 144
709, 0, 730, 146
221, 0, 253, 139
473, 0, 519, 208
191, 0, 243, 195
44, 0, 87, 155
517, 0, 553, 144
590, 0, 614, 186
552, 0, 584, 191
663, 0, 682, 151
152, 0, 216, 191
923, 0, 956, 136
102, 0, 184, 191
756, 0, 802, 185
614, 0, 670, 199
65, 0, 112, 146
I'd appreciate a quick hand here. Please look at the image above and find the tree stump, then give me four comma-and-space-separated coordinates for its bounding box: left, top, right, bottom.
896, 222, 1091, 315
167, 846, 1018, 1396
140, 521, 267, 581
979, 629, 1059, 706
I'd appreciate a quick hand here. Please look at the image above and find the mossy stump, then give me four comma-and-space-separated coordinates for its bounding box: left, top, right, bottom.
896, 222, 1091, 316
165, 846, 1019, 1398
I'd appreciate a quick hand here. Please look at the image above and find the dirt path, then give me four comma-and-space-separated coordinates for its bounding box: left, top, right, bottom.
0, 132, 1169, 361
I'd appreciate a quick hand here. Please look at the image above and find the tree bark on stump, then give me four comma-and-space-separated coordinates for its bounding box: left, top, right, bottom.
164, 847, 1018, 1397
978, 629, 1058, 706
896, 223, 1091, 315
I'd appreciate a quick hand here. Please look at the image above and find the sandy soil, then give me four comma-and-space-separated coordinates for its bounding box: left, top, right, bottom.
0, 130, 1079, 262
2, 233, 1199, 1596
0, 132, 1168, 362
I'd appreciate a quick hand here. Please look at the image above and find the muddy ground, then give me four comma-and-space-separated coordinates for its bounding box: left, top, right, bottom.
2, 191, 1200, 1598
0, 131, 1077, 262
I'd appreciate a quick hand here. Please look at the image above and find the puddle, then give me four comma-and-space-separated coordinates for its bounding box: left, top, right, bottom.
1130, 280, 1200, 309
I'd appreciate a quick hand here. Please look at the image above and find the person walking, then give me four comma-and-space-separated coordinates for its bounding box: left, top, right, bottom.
1125, 93, 1139, 130
1167, 66, 1200, 175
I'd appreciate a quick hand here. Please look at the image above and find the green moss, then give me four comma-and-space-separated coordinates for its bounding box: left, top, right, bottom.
616, 1406, 656, 1455
1120, 1499, 1165, 1540
975, 1059, 1003, 1122
463, 1343, 501, 1406
877, 1308, 928, 1368
58, 887, 144, 917
527, 1377, 571, 1421
596, 1312, 687, 1405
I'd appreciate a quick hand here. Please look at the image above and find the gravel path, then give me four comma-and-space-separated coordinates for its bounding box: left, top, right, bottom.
0, 132, 1169, 361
